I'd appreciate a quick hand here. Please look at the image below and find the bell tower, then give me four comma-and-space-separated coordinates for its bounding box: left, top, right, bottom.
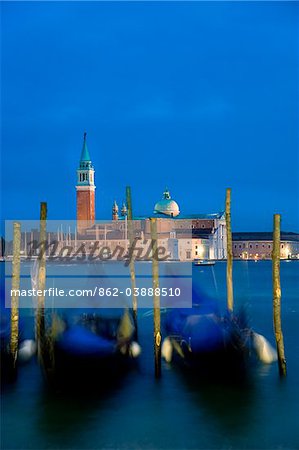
76, 132, 96, 232
112, 200, 119, 221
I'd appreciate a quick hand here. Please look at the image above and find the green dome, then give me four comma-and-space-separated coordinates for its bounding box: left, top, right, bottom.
154, 189, 180, 217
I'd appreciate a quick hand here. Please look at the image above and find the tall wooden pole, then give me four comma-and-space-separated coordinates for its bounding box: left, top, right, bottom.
10, 222, 21, 368
272, 214, 287, 376
225, 188, 234, 312
126, 186, 138, 337
150, 218, 161, 378
36, 202, 47, 364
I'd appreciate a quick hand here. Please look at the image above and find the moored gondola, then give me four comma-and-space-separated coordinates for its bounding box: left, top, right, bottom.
47, 309, 141, 387
162, 286, 276, 379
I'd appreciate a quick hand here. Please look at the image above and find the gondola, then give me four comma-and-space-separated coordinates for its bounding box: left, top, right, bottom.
49, 309, 141, 386
162, 286, 276, 379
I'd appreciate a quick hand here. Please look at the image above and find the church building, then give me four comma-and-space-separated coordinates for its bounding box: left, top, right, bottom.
76, 133, 227, 261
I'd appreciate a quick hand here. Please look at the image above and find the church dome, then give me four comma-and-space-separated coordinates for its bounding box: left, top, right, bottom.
154, 188, 180, 217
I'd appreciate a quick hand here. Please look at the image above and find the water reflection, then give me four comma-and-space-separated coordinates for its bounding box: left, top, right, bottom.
174, 365, 256, 434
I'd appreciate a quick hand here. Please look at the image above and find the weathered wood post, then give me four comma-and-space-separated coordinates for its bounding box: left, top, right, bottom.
126, 186, 138, 337
225, 188, 234, 312
36, 202, 47, 364
10, 222, 21, 368
272, 214, 287, 376
150, 218, 161, 378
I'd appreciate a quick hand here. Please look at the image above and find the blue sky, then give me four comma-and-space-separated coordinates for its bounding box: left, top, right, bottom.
1, 1, 298, 232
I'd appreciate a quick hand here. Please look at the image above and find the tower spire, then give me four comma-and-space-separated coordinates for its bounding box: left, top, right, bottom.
112, 200, 119, 221
80, 132, 92, 165
121, 202, 128, 217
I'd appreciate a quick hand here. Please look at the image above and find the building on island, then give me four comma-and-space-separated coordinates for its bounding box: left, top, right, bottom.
75, 134, 227, 261
6, 134, 298, 261
73, 133, 299, 261
232, 232, 299, 260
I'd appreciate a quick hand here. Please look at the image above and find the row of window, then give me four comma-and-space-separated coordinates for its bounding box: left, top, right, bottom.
234, 243, 286, 250
175, 223, 213, 229
239, 254, 272, 258
192, 224, 208, 229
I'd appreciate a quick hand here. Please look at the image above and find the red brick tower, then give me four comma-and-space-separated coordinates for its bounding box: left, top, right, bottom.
76, 132, 95, 232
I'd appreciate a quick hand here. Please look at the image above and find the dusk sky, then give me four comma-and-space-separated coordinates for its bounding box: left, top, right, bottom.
1, 1, 298, 232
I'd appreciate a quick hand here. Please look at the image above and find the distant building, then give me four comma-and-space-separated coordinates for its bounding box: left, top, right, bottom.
232, 232, 299, 260
76, 133, 96, 232
74, 134, 227, 261
3, 135, 298, 262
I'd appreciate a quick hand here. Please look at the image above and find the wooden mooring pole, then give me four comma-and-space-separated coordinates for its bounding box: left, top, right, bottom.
150, 218, 161, 378
225, 188, 234, 313
36, 202, 47, 364
272, 214, 287, 377
126, 186, 138, 338
10, 222, 21, 369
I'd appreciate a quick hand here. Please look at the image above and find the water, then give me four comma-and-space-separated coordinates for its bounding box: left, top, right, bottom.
1, 261, 299, 449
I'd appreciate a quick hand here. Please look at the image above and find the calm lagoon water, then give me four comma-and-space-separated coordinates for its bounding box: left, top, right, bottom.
1, 261, 299, 450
